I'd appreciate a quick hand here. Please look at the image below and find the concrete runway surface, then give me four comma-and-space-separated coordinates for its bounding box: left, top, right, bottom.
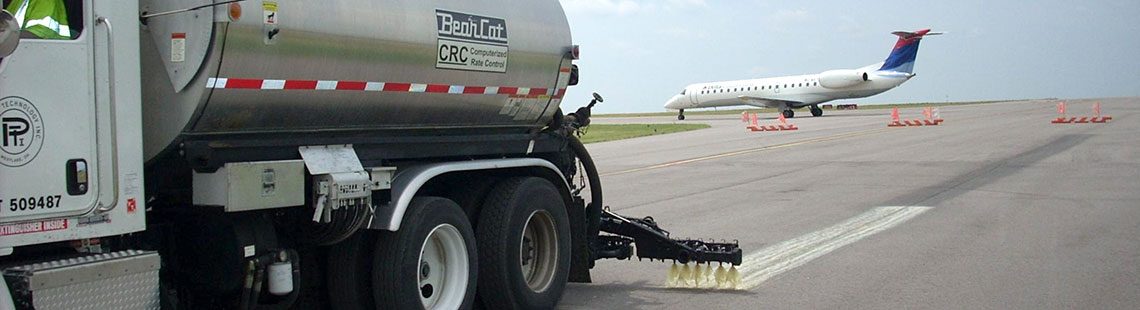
559, 98, 1139, 309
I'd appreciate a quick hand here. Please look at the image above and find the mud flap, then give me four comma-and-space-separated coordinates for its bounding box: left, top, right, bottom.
566, 197, 593, 283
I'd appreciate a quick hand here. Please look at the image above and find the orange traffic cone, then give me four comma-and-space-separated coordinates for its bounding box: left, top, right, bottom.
888, 107, 904, 127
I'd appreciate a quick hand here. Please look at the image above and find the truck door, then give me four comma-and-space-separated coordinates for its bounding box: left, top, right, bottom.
0, 2, 103, 224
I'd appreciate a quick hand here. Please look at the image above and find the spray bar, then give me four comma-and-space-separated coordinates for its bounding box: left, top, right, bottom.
595, 208, 742, 266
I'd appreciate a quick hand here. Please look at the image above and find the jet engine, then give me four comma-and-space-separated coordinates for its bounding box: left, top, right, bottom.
818, 69, 869, 89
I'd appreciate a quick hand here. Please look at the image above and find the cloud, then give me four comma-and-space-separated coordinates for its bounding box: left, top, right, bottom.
662, 0, 708, 9
771, 9, 812, 24
657, 26, 711, 40
605, 38, 654, 58
763, 8, 814, 33
834, 16, 869, 37
748, 66, 772, 76
562, 0, 642, 15
561, 0, 707, 15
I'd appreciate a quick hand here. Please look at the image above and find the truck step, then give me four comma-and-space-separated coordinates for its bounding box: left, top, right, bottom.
3, 250, 160, 310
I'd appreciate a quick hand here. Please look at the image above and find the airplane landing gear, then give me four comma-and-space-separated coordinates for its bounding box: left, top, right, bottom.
677, 109, 686, 121
782, 109, 794, 119
810, 105, 823, 117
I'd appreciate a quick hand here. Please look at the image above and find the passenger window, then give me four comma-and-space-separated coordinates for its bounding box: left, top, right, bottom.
5, 0, 83, 40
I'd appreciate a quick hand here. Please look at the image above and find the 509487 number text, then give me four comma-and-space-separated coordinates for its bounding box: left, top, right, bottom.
5, 195, 63, 212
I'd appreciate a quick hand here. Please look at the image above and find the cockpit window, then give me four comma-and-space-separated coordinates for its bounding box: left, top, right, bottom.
680, 89, 686, 95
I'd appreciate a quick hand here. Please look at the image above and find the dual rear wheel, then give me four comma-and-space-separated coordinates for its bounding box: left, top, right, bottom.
328, 177, 569, 309
477, 177, 571, 309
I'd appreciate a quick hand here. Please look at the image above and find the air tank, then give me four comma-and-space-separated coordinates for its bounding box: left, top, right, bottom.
139, 0, 574, 161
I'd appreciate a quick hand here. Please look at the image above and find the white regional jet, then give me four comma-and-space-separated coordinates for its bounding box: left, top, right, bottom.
665, 29, 941, 120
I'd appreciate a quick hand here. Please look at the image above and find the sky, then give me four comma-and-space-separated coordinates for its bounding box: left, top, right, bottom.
557, 0, 1140, 114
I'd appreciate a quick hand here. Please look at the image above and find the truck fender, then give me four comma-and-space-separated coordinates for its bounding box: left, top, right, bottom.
368, 158, 568, 231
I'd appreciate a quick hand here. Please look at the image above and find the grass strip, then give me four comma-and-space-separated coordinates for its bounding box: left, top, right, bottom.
578, 124, 710, 144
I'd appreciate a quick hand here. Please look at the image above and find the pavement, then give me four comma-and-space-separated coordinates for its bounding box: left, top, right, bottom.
559, 98, 1140, 309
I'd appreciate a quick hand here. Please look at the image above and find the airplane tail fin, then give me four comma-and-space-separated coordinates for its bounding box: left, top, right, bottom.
878, 29, 941, 73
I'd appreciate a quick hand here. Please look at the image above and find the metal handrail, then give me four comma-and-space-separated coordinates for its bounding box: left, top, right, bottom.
95, 16, 119, 213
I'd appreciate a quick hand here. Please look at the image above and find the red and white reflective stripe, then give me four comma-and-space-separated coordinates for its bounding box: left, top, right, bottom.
206, 78, 565, 98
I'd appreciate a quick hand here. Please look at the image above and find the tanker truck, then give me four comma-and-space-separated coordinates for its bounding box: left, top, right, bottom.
0, 0, 741, 308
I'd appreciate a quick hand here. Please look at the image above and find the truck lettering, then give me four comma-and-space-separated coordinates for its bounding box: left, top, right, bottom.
2, 117, 29, 147
439, 44, 469, 64
0, 219, 68, 236
436, 10, 508, 44
6, 195, 62, 212
0, 97, 45, 167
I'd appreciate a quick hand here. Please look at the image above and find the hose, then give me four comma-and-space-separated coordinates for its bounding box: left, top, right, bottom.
567, 135, 603, 241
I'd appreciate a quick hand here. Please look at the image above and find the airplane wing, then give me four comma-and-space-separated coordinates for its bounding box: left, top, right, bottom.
737, 96, 802, 109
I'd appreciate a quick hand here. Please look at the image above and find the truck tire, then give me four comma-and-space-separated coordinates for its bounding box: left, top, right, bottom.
373, 197, 477, 309
327, 232, 376, 310
476, 177, 571, 309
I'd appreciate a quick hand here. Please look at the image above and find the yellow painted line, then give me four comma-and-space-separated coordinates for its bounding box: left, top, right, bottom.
601, 128, 893, 177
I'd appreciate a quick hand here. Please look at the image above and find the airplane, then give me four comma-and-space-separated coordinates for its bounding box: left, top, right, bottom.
664, 29, 941, 120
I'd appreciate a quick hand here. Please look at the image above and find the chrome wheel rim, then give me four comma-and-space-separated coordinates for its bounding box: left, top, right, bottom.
519, 210, 558, 292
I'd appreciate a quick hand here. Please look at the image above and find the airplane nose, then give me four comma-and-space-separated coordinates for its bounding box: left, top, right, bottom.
665, 95, 684, 110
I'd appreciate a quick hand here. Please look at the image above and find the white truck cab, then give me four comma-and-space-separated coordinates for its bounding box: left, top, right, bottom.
1, 0, 145, 255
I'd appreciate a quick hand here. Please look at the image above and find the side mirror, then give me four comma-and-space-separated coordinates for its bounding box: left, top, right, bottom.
592, 92, 603, 103
567, 64, 579, 86
0, 10, 19, 58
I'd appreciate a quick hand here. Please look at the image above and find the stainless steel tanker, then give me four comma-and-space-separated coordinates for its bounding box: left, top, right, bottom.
1, 1, 743, 309
140, 0, 574, 161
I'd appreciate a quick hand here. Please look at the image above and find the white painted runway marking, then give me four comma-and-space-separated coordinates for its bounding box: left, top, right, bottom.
737, 206, 932, 290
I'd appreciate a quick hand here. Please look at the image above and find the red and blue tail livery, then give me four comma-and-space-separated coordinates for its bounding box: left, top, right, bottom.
879, 29, 942, 73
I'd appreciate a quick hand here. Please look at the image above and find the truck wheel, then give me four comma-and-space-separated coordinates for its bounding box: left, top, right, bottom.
327, 232, 376, 310
477, 177, 570, 309
373, 197, 477, 309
